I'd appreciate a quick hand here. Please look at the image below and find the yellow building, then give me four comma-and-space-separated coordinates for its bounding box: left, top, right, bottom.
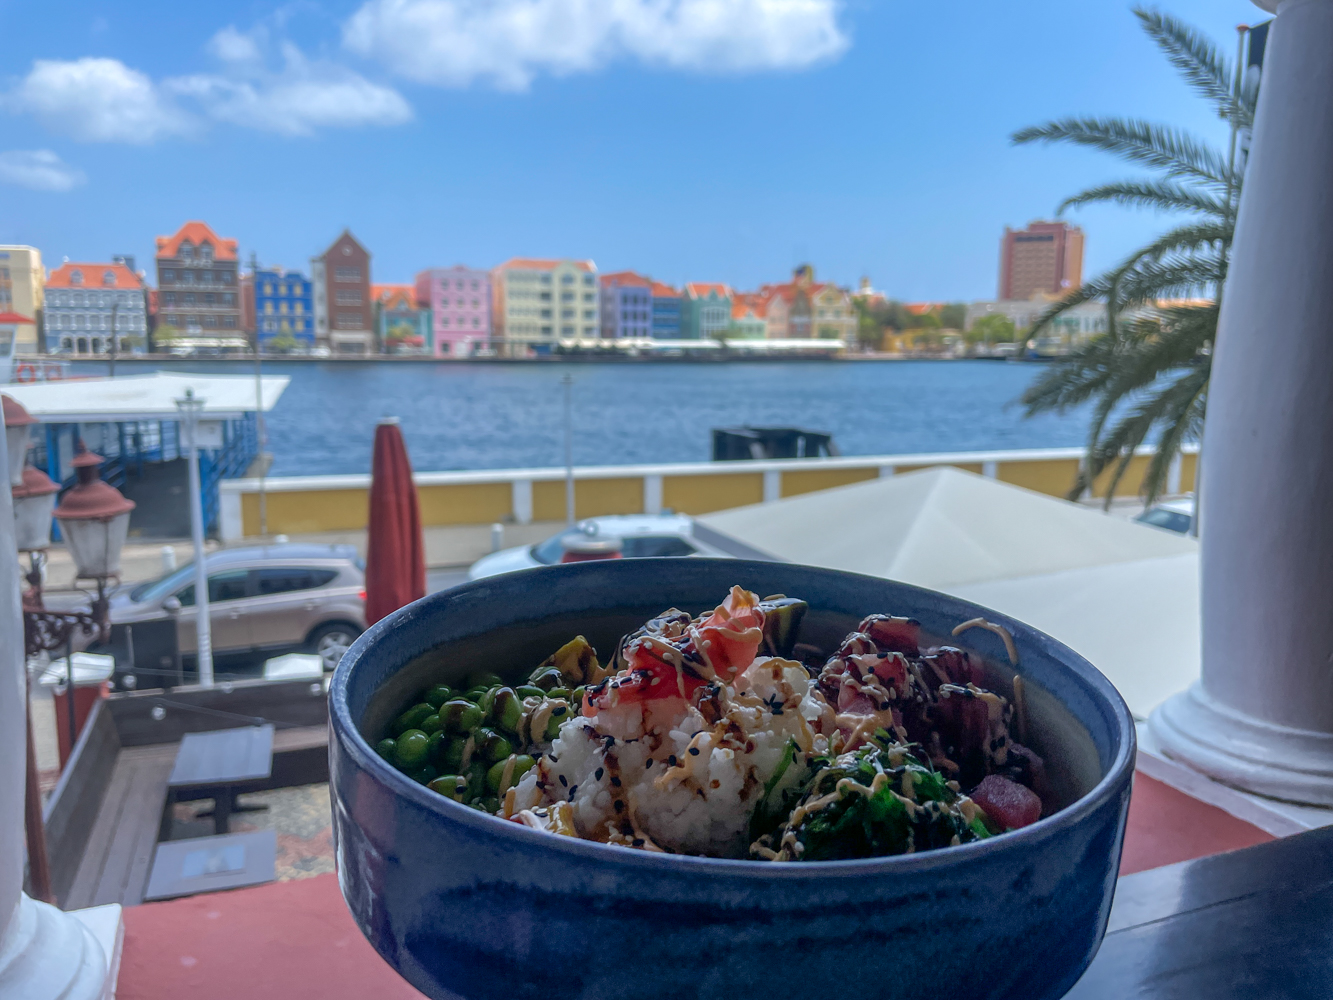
0, 246, 44, 352
491, 257, 598, 355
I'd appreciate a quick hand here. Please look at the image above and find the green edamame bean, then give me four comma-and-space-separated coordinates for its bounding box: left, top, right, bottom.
440, 699, 484, 735
545, 687, 570, 700
424, 684, 454, 709
428, 774, 468, 801
479, 796, 501, 814
477, 686, 500, 715
489, 688, 523, 734
391, 703, 435, 736
466, 671, 504, 690
473, 727, 514, 763
394, 729, 431, 769
515, 685, 547, 700
441, 737, 467, 772
544, 702, 571, 741
528, 667, 564, 691
464, 686, 490, 704
465, 760, 489, 801
426, 730, 446, 765
411, 764, 437, 785
486, 754, 536, 794
420, 713, 444, 735
571, 686, 586, 707
375, 738, 397, 762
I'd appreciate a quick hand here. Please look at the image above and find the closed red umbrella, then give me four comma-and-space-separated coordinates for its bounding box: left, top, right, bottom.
364, 418, 425, 626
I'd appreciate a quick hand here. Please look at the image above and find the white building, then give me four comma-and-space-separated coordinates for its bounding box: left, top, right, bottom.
491, 258, 598, 354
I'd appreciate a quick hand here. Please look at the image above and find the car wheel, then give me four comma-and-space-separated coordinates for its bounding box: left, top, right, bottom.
308, 623, 360, 672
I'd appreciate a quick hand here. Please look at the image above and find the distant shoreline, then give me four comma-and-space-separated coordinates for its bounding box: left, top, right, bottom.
27, 352, 1017, 366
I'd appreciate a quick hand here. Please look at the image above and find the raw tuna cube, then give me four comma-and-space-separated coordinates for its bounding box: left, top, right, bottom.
971, 774, 1042, 831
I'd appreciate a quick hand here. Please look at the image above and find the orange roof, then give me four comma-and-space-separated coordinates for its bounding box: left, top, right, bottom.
47, 262, 144, 290
650, 281, 679, 298
155, 221, 238, 262
685, 282, 731, 299
731, 293, 768, 319
496, 257, 595, 273
905, 302, 945, 315
372, 284, 417, 309
599, 270, 651, 288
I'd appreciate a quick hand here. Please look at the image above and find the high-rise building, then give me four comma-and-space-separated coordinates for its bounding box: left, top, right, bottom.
43, 262, 147, 355
491, 258, 598, 355
415, 266, 491, 357
0, 246, 45, 352
998, 221, 1084, 301
599, 271, 653, 339
254, 268, 315, 351
312, 230, 373, 354
154, 222, 241, 340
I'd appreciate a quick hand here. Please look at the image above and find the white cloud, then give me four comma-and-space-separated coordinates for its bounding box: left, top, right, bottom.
0, 149, 86, 192
171, 34, 412, 137
6, 29, 411, 143
9, 58, 194, 143
342, 0, 849, 90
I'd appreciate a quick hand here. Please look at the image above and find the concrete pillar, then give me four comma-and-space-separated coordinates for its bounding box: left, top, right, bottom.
1151, 0, 1333, 804
643, 474, 663, 516
762, 470, 781, 504
0, 405, 118, 997
511, 479, 533, 525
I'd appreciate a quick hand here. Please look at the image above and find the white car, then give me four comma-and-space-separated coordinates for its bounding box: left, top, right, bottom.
1134, 496, 1195, 534
466, 515, 741, 580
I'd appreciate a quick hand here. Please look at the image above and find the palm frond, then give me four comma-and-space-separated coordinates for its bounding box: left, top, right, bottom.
1140, 363, 1209, 501
1012, 117, 1233, 187
1058, 179, 1229, 218
1134, 7, 1251, 126
1114, 252, 1225, 304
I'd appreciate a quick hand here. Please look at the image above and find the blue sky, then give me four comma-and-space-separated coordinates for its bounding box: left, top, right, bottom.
0, 0, 1262, 300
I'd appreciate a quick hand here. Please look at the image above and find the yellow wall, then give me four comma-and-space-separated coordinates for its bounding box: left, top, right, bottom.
418, 483, 512, 525
781, 467, 877, 498
530, 477, 645, 521
663, 473, 764, 514
998, 458, 1081, 498
243, 488, 368, 535
896, 462, 984, 476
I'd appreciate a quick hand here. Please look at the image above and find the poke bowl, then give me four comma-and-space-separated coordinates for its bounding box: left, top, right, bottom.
329, 559, 1134, 1000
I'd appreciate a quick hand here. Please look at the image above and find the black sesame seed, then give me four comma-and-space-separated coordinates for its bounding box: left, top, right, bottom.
667, 755, 678, 767
688, 746, 700, 756
595, 768, 604, 781
611, 776, 622, 787
645, 758, 654, 768
553, 706, 567, 717
632, 838, 645, 848
559, 774, 568, 787
614, 800, 625, 813
568, 784, 578, 799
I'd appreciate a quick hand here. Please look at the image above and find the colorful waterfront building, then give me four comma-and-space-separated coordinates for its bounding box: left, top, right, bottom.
43, 261, 147, 355
254, 268, 314, 351
757, 266, 855, 340
491, 258, 598, 355
373, 284, 431, 354
0, 246, 44, 352
154, 221, 241, 342
415, 266, 491, 357
728, 293, 769, 340
599, 271, 652, 340
680, 282, 732, 339
312, 230, 373, 354
650, 281, 681, 339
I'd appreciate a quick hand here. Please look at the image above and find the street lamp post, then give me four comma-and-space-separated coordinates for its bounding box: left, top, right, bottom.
175, 388, 213, 686
561, 374, 574, 527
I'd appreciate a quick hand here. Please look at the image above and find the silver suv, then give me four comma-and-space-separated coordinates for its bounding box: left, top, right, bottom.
104, 543, 367, 676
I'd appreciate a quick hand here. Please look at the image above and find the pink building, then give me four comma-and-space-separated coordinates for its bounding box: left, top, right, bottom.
414, 266, 491, 357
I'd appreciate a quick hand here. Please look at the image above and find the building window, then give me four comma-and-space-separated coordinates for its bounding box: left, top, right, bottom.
335, 290, 362, 305
335, 313, 362, 330
71, 270, 84, 285
223, 316, 236, 328
334, 266, 361, 281
204, 315, 218, 327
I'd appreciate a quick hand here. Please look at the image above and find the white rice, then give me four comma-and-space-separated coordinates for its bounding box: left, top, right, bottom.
510, 656, 830, 857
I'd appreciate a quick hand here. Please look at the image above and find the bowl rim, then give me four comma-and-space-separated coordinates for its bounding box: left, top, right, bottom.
331, 559, 1136, 878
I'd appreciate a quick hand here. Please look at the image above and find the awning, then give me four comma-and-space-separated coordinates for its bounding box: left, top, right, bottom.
2, 371, 290, 422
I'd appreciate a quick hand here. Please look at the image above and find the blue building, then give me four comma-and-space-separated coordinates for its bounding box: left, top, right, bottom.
650, 280, 681, 339
254, 268, 314, 350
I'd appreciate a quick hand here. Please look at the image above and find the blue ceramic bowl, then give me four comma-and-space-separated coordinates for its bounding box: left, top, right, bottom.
330, 559, 1134, 1000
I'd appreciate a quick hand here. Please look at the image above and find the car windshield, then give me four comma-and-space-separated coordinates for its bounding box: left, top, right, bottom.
532, 529, 582, 564
1136, 508, 1193, 533
128, 565, 196, 602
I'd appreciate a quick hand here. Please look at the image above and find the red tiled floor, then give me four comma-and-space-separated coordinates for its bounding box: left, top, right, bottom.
116, 771, 1278, 999
1119, 772, 1274, 875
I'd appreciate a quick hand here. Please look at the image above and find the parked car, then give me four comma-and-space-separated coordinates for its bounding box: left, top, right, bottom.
98, 543, 367, 681
466, 515, 735, 580
1134, 496, 1195, 535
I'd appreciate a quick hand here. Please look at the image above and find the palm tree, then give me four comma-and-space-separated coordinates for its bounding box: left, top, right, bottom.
1012, 8, 1255, 505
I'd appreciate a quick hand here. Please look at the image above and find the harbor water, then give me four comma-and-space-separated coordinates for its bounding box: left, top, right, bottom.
65, 359, 1093, 477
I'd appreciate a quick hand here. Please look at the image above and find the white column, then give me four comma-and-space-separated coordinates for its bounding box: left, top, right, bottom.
762, 469, 781, 504
1151, 0, 1333, 804
981, 460, 998, 480
643, 474, 663, 516
511, 479, 533, 525
0, 404, 118, 998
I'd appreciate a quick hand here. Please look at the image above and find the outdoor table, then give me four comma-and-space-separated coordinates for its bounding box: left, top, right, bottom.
163, 725, 275, 837
1068, 822, 1333, 996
